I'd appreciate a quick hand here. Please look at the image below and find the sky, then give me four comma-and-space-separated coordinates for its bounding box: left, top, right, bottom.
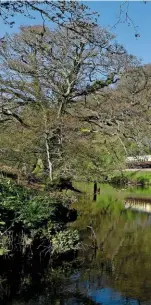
88, 1, 151, 64
0, 1, 151, 64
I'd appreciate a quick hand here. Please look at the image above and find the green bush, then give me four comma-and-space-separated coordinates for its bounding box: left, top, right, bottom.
51, 229, 80, 254
0, 178, 79, 257
110, 175, 129, 185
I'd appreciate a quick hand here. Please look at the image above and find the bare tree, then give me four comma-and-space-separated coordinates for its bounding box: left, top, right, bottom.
0, 22, 140, 180
0, 1, 98, 36
0, 24, 138, 119
0, 16, 148, 180
74, 64, 151, 158
0, 1, 148, 38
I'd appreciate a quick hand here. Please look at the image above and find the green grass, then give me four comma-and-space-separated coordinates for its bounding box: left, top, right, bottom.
125, 185, 151, 198
111, 170, 151, 186
125, 171, 151, 184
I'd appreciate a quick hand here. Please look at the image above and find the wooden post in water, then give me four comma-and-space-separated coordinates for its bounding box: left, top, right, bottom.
93, 181, 97, 201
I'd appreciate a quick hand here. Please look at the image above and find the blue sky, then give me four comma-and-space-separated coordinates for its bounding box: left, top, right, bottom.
87, 1, 151, 63
0, 1, 151, 64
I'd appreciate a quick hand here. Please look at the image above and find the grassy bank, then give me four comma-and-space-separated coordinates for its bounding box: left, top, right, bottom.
110, 170, 151, 186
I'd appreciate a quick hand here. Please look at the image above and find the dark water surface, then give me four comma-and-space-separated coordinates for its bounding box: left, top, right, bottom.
2, 183, 151, 305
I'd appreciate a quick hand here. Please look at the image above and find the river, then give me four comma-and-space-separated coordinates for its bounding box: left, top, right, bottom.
2, 183, 151, 305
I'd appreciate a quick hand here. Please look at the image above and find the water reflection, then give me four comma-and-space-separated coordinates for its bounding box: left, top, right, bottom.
71, 183, 151, 304
89, 288, 139, 305
125, 197, 151, 213
2, 183, 151, 304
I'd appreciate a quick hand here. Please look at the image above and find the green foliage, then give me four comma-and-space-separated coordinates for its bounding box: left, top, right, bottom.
69, 137, 125, 182
0, 178, 79, 257
111, 171, 151, 186
0, 235, 10, 256
110, 174, 129, 185
51, 229, 80, 254
32, 158, 45, 179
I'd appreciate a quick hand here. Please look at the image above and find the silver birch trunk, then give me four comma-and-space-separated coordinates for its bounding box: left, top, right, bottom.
45, 135, 53, 181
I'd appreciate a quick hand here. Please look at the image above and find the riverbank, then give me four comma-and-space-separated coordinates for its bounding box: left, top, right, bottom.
0, 178, 79, 258
110, 170, 151, 186
1, 182, 151, 304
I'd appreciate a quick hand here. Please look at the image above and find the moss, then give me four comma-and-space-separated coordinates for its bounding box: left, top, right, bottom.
32, 158, 45, 178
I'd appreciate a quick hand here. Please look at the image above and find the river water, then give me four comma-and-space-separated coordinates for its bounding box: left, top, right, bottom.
3, 183, 151, 305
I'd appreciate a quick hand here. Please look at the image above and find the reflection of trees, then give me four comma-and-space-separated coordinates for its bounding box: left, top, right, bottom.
109, 225, 151, 302
72, 186, 151, 303
1, 228, 150, 305
2, 185, 151, 304
52, 292, 102, 305
0, 253, 103, 305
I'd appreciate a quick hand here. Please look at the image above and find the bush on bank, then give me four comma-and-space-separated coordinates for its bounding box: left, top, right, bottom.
0, 178, 79, 258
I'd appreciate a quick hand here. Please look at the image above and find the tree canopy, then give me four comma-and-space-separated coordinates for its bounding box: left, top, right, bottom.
0, 1, 150, 182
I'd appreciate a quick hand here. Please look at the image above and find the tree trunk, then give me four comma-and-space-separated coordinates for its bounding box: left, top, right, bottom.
57, 101, 64, 118
45, 135, 53, 181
